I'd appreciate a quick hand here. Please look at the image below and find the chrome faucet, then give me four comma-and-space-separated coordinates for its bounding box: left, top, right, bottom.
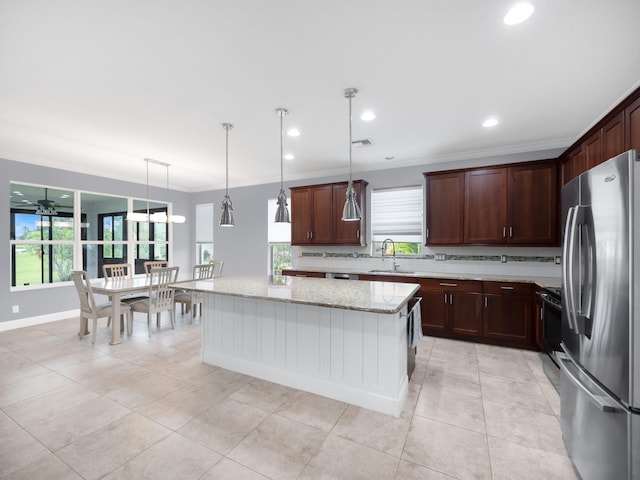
381, 238, 400, 271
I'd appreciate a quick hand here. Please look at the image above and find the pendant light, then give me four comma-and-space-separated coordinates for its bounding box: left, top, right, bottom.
342, 87, 361, 222
149, 161, 186, 224
127, 158, 185, 223
220, 123, 235, 227
274, 108, 290, 223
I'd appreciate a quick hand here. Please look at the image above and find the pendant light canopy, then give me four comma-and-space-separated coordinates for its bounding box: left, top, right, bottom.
342, 87, 361, 222
274, 108, 290, 223
220, 123, 235, 227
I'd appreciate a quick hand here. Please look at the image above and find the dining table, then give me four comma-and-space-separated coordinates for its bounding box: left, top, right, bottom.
88, 276, 153, 345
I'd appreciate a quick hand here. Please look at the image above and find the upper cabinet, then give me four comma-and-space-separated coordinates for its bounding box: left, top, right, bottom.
425, 161, 558, 247
560, 87, 640, 185
290, 180, 367, 246
424, 172, 464, 244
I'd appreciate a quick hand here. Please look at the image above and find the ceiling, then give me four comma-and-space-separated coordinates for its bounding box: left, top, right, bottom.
1, 0, 639, 193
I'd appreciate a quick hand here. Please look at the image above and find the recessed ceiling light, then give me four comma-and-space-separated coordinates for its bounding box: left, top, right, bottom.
483, 117, 499, 128
284, 153, 294, 160
504, 2, 534, 25
361, 110, 376, 122
385, 156, 395, 160
287, 128, 300, 137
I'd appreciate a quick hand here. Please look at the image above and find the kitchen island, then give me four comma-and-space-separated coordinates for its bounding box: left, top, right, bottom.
176, 274, 420, 416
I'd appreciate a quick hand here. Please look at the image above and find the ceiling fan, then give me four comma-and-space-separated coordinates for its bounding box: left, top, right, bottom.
10, 188, 73, 215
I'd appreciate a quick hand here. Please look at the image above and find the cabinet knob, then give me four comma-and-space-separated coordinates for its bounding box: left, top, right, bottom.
500, 286, 515, 290
485, 297, 488, 308
439, 283, 458, 287
509, 226, 513, 238
444, 293, 448, 304
503, 227, 506, 238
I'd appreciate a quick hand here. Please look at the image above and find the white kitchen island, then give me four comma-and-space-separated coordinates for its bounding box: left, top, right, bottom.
177, 274, 420, 417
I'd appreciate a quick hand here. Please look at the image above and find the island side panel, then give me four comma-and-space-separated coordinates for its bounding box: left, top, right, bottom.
201, 292, 409, 416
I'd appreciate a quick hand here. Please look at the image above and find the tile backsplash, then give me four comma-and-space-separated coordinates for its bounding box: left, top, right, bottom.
292, 245, 562, 278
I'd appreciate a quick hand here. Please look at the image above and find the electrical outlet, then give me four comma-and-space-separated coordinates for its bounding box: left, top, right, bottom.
435, 253, 446, 261
501, 255, 507, 263
12, 305, 19, 313
555, 256, 561, 265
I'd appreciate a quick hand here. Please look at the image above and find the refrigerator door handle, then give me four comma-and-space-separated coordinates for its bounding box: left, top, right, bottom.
563, 206, 579, 331
557, 351, 623, 413
576, 210, 596, 337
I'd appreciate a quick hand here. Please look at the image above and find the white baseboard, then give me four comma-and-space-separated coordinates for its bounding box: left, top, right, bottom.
0, 310, 80, 332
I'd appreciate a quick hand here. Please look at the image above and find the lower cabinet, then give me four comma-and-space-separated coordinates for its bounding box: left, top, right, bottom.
483, 282, 533, 348
421, 279, 483, 339
281, 270, 326, 278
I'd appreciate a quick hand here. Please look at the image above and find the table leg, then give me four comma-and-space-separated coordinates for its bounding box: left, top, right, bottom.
110, 292, 123, 345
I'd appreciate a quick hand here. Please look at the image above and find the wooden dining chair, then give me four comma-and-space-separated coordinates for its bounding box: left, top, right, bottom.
143, 260, 169, 277
129, 266, 179, 337
209, 259, 224, 277
175, 263, 215, 320
102, 263, 147, 327
102, 263, 132, 279
72, 270, 132, 344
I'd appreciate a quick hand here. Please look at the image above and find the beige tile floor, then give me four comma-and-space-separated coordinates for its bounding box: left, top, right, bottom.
0, 312, 578, 479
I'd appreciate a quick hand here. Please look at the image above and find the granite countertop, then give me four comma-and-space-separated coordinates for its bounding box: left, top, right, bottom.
176, 274, 420, 314
282, 267, 562, 289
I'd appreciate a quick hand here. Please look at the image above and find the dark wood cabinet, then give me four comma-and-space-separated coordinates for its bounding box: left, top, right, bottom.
508, 162, 558, 245
584, 130, 603, 170
560, 87, 640, 185
626, 96, 640, 152
424, 172, 464, 244
483, 282, 533, 347
461, 162, 557, 246
421, 279, 483, 339
603, 111, 625, 161
290, 180, 366, 246
290, 184, 333, 245
464, 168, 508, 244
281, 269, 326, 278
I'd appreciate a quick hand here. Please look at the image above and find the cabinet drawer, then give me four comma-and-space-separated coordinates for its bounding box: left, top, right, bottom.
483, 281, 531, 295
422, 278, 482, 293
281, 270, 326, 278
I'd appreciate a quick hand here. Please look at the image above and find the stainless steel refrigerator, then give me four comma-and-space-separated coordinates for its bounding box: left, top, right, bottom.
559, 149, 640, 480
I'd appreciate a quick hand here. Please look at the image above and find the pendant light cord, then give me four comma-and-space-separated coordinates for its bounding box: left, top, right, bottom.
280, 111, 284, 191
145, 158, 150, 216
348, 93, 353, 184
225, 127, 229, 196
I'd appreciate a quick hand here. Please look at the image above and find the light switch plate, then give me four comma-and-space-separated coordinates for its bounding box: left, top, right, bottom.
501, 255, 507, 263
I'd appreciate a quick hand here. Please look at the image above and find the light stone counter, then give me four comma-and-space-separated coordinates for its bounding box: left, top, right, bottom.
283, 267, 561, 289
177, 274, 420, 314
178, 274, 419, 417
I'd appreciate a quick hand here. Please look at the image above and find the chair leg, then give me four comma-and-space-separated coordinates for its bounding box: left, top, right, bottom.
147, 312, 152, 337
126, 311, 133, 336
170, 308, 175, 329
91, 317, 98, 344
78, 314, 88, 339
156, 312, 161, 327
107, 316, 111, 327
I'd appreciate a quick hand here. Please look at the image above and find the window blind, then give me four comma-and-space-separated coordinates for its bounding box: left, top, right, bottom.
371, 186, 423, 242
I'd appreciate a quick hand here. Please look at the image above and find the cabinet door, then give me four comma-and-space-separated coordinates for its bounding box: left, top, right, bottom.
560, 158, 573, 186
449, 291, 483, 338
584, 130, 603, 170
464, 168, 508, 244
310, 185, 333, 244
626, 96, 640, 152
483, 282, 533, 346
421, 289, 447, 334
425, 172, 464, 244
603, 111, 625, 161
333, 181, 365, 245
290, 188, 311, 245
508, 163, 558, 245
569, 144, 586, 181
